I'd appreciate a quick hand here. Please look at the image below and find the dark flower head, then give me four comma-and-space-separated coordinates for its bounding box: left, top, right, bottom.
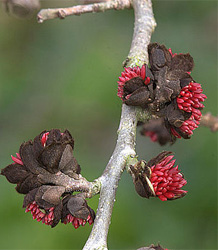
131, 152, 187, 201
118, 43, 207, 143
1, 129, 80, 194
1, 129, 94, 228
117, 65, 154, 107
33, 129, 78, 175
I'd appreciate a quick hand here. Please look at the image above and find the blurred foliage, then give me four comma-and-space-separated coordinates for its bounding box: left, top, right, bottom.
0, 1, 217, 250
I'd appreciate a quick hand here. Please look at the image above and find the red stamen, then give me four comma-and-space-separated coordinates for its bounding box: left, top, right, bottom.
41, 132, 49, 147
11, 154, 23, 165
150, 155, 187, 201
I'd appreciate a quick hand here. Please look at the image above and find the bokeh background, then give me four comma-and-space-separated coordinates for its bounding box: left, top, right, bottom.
0, 1, 217, 249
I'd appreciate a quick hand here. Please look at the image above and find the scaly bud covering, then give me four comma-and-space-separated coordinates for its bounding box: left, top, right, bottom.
1, 129, 95, 228
149, 153, 187, 201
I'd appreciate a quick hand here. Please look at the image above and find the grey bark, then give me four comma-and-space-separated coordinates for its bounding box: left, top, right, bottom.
83, 1, 156, 249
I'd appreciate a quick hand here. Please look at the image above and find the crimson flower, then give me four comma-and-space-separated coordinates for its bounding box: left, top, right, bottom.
149, 154, 187, 201
25, 201, 55, 226
171, 82, 207, 137
117, 64, 153, 107
131, 152, 187, 201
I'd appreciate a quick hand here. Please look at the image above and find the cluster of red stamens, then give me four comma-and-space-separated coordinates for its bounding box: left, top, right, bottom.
11, 153, 23, 165
175, 82, 207, 136
63, 214, 94, 229
25, 202, 54, 226
169, 48, 177, 57
41, 132, 49, 147
117, 65, 150, 99
150, 155, 187, 201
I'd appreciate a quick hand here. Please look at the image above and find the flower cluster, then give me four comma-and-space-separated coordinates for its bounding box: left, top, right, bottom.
1, 129, 95, 228
172, 82, 207, 137
149, 154, 187, 201
118, 43, 207, 144
131, 151, 187, 201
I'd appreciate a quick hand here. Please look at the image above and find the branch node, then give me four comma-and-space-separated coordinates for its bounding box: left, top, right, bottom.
58, 10, 66, 19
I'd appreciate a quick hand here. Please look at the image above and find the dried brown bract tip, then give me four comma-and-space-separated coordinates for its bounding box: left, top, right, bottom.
130, 160, 155, 198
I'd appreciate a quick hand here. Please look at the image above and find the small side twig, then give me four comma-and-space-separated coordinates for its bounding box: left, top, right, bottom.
200, 112, 218, 132
37, 170, 101, 198
37, 0, 132, 23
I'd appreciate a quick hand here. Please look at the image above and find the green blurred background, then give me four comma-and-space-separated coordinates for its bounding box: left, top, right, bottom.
0, 1, 217, 249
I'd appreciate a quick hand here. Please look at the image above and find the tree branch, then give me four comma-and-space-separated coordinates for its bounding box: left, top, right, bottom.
83, 0, 156, 249
37, 0, 132, 23
200, 112, 218, 132
124, 0, 156, 67
37, 170, 101, 198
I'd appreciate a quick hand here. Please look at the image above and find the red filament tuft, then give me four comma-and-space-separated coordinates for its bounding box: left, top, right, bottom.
175, 82, 207, 137
41, 132, 50, 147
11, 153, 23, 165
63, 213, 94, 229
150, 155, 187, 201
117, 65, 150, 99
25, 202, 54, 226
168, 48, 177, 57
